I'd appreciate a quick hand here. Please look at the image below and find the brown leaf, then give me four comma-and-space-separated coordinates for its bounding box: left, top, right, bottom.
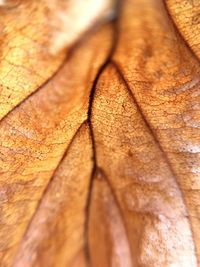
0, 0, 113, 120
0, 21, 113, 266
88, 168, 132, 267
111, 0, 200, 265
167, 0, 200, 60
91, 63, 197, 266
0, 0, 200, 266
14, 122, 93, 267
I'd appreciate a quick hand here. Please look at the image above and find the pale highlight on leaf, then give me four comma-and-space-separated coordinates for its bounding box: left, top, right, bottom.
0, 0, 114, 120
47, 0, 115, 55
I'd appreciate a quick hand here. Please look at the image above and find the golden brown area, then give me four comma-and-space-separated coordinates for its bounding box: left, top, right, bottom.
167, 0, 200, 60
0, 0, 200, 266
0, 0, 113, 120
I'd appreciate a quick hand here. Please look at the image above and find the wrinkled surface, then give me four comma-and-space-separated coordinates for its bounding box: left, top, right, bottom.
14, 123, 93, 267
167, 0, 200, 60
0, 0, 113, 119
0, 24, 112, 266
0, 0, 200, 266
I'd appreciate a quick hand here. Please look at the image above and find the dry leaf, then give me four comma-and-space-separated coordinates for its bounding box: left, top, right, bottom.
0, 0, 113, 119
167, 0, 200, 60
0, 0, 200, 266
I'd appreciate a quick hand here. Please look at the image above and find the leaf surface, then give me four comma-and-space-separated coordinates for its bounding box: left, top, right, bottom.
167, 0, 200, 60
0, 0, 113, 120
0, 0, 200, 266
0, 23, 113, 266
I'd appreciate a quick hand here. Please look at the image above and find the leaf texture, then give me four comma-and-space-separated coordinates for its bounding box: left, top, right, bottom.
0, 24, 113, 266
167, 0, 200, 60
14, 122, 93, 267
0, 0, 113, 120
0, 0, 200, 266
